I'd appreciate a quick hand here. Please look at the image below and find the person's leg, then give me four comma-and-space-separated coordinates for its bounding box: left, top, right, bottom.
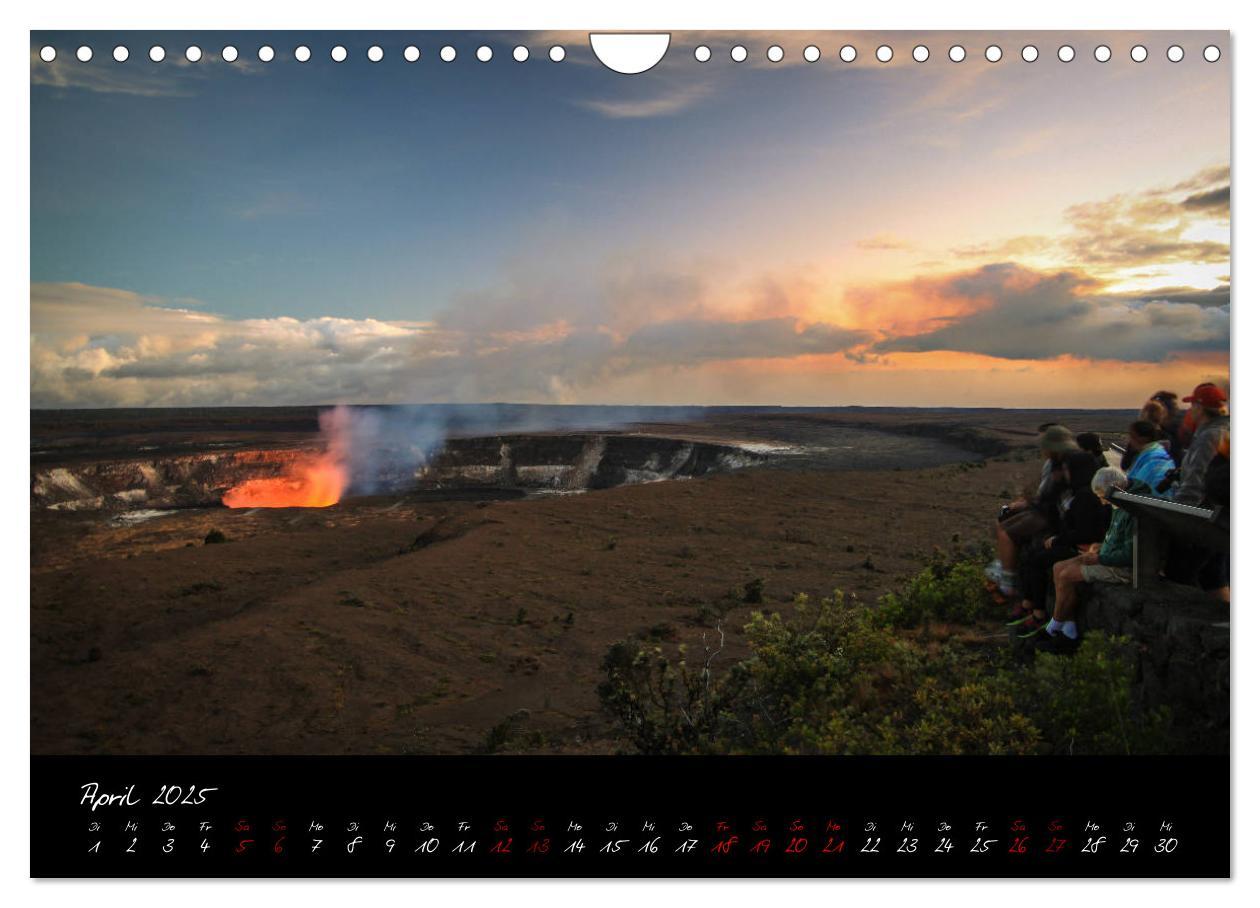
996, 523, 1019, 571
1021, 548, 1053, 619
1048, 557, 1086, 639
991, 521, 1022, 596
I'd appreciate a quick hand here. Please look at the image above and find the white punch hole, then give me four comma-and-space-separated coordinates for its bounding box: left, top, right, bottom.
840, 45, 857, 63
912, 45, 929, 63
588, 33, 667, 73
767, 45, 784, 63
731, 45, 748, 63
76, 45, 92, 62
149, 46, 166, 62
1021, 45, 1038, 62
222, 46, 239, 63
258, 45, 275, 63
948, 45, 966, 63
331, 45, 348, 62
367, 46, 384, 63
876, 45, 893, 63
1094, 45, 1112, 63
1058, 45, 1075, 62
1131, 45, 1148, 62
295, 46, 312, 63
1167, 45, 1184, 62
549, 45, 566, 62
477, 46, 493, 62
1204, 45, 1221, 62
694, 45, 711, 62
113, 46, 129, 63
985, 45, 1002, 62
185, 46, 202, 63
406, 46, 422, 63
39, 46, 56, 62
803, 45, 821, 63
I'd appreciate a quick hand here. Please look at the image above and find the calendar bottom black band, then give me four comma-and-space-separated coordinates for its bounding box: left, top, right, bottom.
31, 754, 1229, 878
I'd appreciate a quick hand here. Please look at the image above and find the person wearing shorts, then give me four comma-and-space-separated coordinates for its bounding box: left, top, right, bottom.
1036, 470, 1148, 654
1080, 563, 1131, 585
989, 425, 1078, 596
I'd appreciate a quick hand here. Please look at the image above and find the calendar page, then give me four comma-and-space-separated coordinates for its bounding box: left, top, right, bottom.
28, 28, 1230, 879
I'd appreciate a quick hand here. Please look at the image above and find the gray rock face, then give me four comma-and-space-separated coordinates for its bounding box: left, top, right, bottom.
418, 434, 764, 492
30, 449, 315, 512
30, 433, 767, 512
1081, 583, 1229, 750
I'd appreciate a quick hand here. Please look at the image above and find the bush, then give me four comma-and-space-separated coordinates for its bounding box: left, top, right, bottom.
598, 638, 724, 754
874, 553, 992, 628
599, 588, 1167, 756
1016, 634, 1170, 755
203, 529, 228, 545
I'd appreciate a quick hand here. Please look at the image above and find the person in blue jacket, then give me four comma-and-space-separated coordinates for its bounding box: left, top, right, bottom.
1124, 420, 1176, 499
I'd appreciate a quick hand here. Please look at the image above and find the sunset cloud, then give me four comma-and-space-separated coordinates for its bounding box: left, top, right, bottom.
952, 167, 1231, 271
30, 282, 869, 407
872, 263, 1229, 363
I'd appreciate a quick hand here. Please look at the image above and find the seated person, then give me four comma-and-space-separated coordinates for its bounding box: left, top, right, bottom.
1150, 390, 1187, 464
1174, 383, 1229, 507
1201, 429, 1229, 602
1124, 420, 1176, 498
1038, 469, 1149, 653
1010, 452, 1113, 635
987, 425, 1077, 597
1166, 424, 1230, 602
1075, 433, 1107, 471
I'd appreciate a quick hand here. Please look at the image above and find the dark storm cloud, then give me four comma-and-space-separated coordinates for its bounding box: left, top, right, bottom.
873, 263, 1229, 363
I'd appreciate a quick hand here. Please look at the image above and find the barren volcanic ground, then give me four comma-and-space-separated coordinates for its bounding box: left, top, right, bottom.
31, 407, 1132, 755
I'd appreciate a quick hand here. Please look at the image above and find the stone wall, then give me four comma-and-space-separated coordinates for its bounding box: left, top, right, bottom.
1080, 581, 1229, 750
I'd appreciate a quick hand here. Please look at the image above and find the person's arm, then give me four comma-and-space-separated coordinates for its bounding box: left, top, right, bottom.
1175, 430, 1214, 505
1097, 511, 1134, 566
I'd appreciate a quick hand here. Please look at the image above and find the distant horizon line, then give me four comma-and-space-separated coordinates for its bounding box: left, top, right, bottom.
29, 402, 1138, 413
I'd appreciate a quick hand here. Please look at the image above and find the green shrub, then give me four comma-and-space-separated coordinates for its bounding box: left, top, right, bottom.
601, 592, 1038, 755
1016, 633, 1170, 755
598, 639, 724, 755
599, 586, 1168, 756
874, 553, 992, 628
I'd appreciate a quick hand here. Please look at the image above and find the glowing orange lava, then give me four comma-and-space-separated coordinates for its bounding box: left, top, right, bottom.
222, 455, 348, 508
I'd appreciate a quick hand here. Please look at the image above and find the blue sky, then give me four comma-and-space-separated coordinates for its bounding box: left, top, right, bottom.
34, 31, 914, 320
30, 31, 1230, 407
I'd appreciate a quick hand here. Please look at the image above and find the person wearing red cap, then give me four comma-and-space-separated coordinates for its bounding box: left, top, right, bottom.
1175, 383, 1229, 507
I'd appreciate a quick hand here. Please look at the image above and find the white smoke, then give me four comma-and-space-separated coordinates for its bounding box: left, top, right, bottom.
319, 404, 450, 495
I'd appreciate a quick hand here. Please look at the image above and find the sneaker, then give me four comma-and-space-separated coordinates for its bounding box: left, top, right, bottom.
1006, 602, 1029, 621
1017, 620, 1049, 640
1007, 614, 1042, 632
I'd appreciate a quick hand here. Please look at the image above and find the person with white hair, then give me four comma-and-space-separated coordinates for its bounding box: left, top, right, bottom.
1036, 466, 1145, 654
